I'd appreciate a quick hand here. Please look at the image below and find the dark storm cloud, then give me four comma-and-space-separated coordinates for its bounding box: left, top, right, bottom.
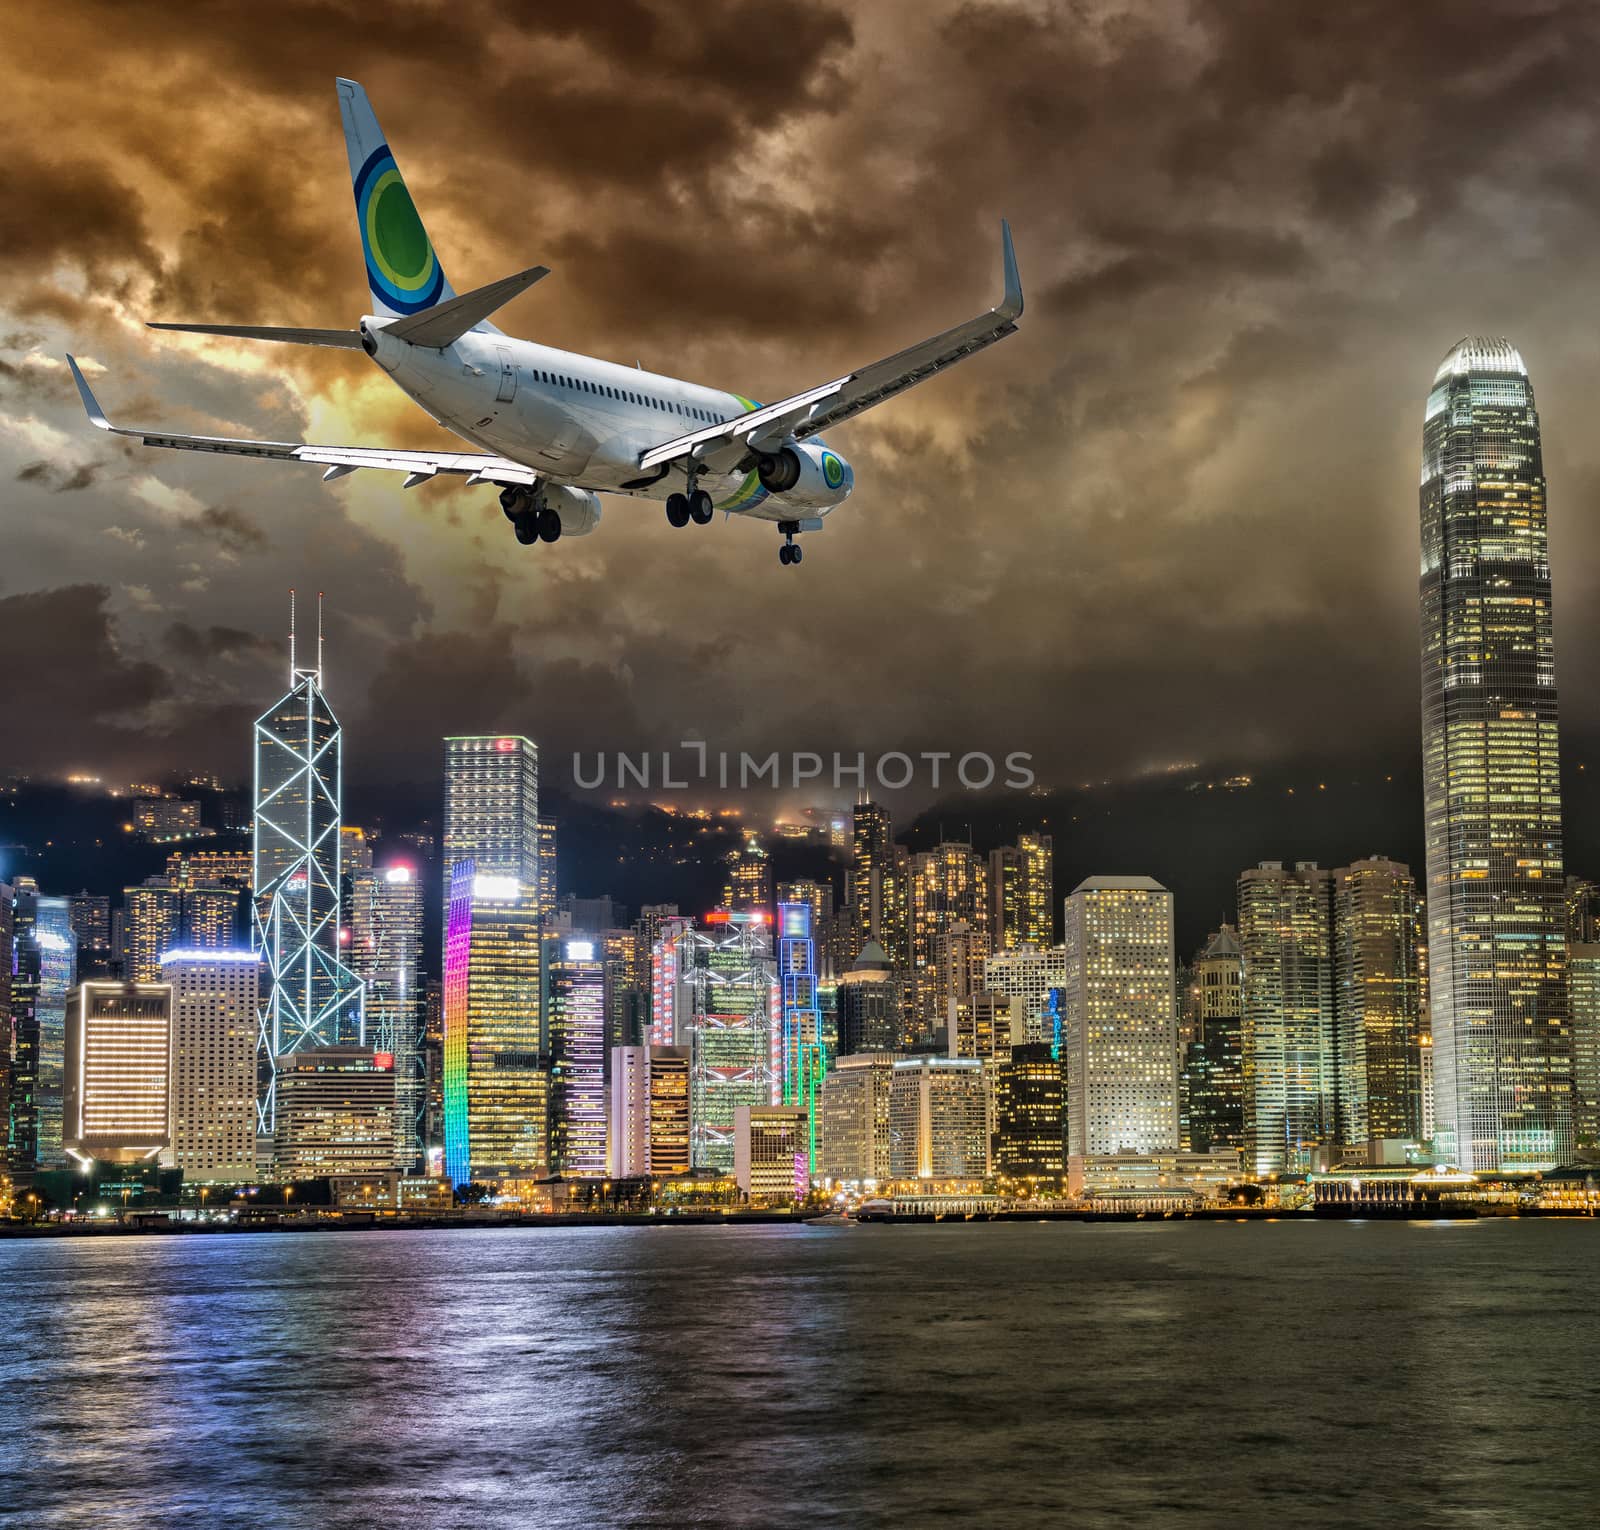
195, 505, 267, 553
15, 461, 100, 492
6, 0, 1600, 800
162, 621, 277, 664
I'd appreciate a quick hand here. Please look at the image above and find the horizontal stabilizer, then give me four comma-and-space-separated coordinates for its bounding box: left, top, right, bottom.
384, 264, 550, 348
147, 323, 365, 349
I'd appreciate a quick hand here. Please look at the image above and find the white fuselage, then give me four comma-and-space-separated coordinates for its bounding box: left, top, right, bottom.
363, 322, 853, 522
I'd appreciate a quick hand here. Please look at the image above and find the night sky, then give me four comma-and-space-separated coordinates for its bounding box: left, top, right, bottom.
4, 1, 1600, 812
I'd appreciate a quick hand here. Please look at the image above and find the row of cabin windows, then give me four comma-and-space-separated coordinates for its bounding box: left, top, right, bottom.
529, 368, 725, 424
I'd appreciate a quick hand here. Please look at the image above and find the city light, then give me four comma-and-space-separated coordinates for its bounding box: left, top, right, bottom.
472, 874, 520, 902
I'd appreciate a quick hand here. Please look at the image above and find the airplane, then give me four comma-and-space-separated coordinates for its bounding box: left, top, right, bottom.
67, 78, 1022, 568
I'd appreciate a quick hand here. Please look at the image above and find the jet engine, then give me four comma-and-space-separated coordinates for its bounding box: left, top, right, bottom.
546, 484, 602, 536
754, 441, 853, 508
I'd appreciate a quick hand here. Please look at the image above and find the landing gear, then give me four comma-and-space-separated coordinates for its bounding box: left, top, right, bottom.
778, 520, 803, 566
689, 488, 715, 524
502, 483, 560, 545
666, 492, 690, 528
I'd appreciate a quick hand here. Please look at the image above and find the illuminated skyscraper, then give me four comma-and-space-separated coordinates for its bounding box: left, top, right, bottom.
0, 883, 11, 1161
1568, 945, 1600, 1152
536, 816, 558, 919
1062, 876, 1179, 1158
253, 600, 363, 1130
123, 878, 242, 984
1420, 338, 1570, 1171
817, 1051, 895, 1185
683, 913, 778, 1171
609, 1043, 690, 1177
776, 901, 825, 1169
350, 863, 425, 1166
1178, 927, 1245, 1154
733, 1105, 809, 1202
33, 894, 77, 1168
777, 879, 843, 980
442, 862, 548, 1185
990, 833, 1053, 949
1236, 861, 1334, 1174
1333, 857, 1423, 1151
836, 941, 899, 1056
67, 893, 111, 958
994, 1042, 1066, 1191
546, 934, 608, 1176
848, 797, 893, 962
8, 878, 40, 1168
273, 1046, 397, 1177
984, 944, 1068, 1050
887, 1056, 988, 1179
162, 950, 260, 1182
909, 842, 988, 1038
721, 836, 773, 915
442, 735, 540, 909
64, 980, 171, 1165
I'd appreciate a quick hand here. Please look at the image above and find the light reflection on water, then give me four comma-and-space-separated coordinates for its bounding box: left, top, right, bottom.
0, 1220, 1595, 1528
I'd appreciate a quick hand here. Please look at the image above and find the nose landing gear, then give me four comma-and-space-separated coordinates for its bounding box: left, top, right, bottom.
777, 520, 803, 566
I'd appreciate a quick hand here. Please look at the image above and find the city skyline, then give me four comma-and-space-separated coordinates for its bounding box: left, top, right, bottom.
8, 14, 1600, 1528
8, 6, 1600, 803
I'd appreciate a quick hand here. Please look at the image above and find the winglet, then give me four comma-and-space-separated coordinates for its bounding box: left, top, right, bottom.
998, 220, 1023, 322
65, 355, 114, 432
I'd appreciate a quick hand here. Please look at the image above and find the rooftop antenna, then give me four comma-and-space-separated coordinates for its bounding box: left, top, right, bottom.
316, 591, 325, 683
288, 587, 297, 682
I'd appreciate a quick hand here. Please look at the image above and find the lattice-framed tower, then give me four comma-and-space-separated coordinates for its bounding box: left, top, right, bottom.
252, 593, 364, 1133
683, 912, 778, 1171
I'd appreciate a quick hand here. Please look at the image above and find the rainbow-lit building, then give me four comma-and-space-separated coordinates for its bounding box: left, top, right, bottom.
442, 862, 548, 1186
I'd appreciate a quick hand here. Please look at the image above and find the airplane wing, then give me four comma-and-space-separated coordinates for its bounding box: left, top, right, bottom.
638, 220, 1022, 474
64, 355, 538, 487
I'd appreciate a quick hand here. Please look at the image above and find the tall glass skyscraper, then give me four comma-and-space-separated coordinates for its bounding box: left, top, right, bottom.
252, 608, 364, 1132
349, 863, 425, 1167
1420, 337, 1571, 1171
442, 736, 540, 900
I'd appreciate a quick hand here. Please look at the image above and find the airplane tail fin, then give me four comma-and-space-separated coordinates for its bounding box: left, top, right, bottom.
337, 77, 456, 317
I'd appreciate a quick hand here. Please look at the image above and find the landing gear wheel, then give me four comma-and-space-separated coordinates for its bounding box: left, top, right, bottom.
689, 489, 715, 524
538, 507, 562, 543
666, 493, 690, 528
790, 543, 803, 564
779, 543, 795, 565
513, 513, 539, 545
500, 486, 522, 519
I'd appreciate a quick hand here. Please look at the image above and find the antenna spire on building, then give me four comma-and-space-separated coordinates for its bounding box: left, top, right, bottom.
288, 587, 297, 682
317, 591, 325, 683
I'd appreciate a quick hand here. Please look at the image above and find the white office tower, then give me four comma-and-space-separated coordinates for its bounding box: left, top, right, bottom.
162, 951, 261, 1182
1062, 877, 1180, 1157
